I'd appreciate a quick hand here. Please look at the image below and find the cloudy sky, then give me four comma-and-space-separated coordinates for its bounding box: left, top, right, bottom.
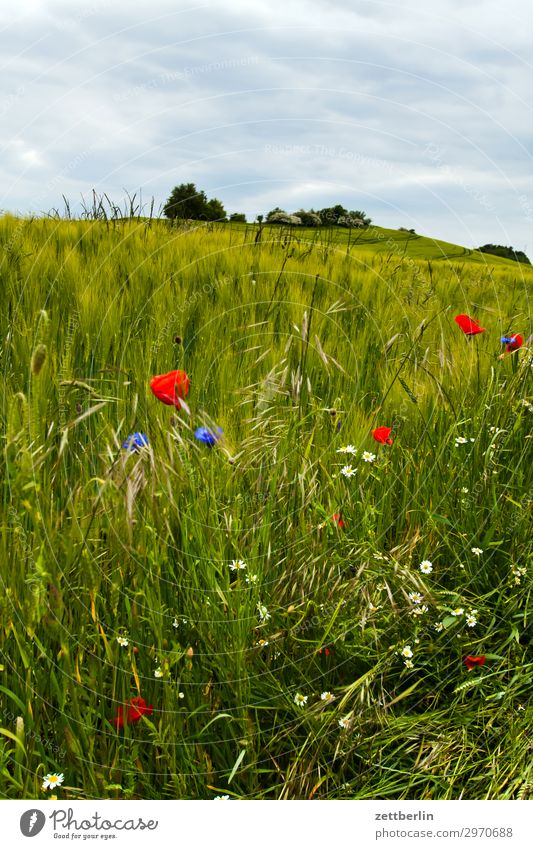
2, 0, 533, 249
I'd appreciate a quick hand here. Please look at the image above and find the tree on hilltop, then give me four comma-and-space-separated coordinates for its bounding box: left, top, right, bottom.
163, 183, 226, 221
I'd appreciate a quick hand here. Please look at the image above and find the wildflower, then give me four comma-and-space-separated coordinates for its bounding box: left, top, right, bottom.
194, 426, 223, 446
154, 667, 164, 678
401, 645, 413, 658
471, 547, 483, 556
336, 445, 357, 455
229, 559, 247, 571
257, 603, 271, 622
321, 691, 334, 701
256, 638, 269, 647
461, 487, 469, 494
434, 622, 444, 632
172, 617, 179, 628
338, 718, 348, 728
122, 432, 149, 452
372, 426, 393, 445
404, 659, 414, 668
501, 334, 523, 353
245, 573, 258, 584
408, 592, 423, 604
454, 314, 486, 336
114, 696, 154, 729
450, 607, 464, 617
42, 773, 64, 790
411, 605, 428, 616
362, 451, 376, 463
331, 513, 344, 528
178, 692, 185, 699
465, 655, 486, 670
466, 613, 478, 627
455, 436, 469, 445
419, 560, 433, 574
214, 795, 230, 800
294, 693, 308, 707
374, 552, 387, 561
116, 636, 129, 647
150, 370, 189, 409
340, 465, 357, 478
318, 647, 332, 656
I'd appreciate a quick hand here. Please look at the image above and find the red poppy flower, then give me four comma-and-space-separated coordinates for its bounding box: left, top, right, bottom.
332, 513, 344, 529
150, 370, 189, 408
114, 696, 153, 729
318, 647, 332, 656
501, 334, 523, 353
465, 655, 485, 671
454, 314, 486, 336
372, 426, 393, 445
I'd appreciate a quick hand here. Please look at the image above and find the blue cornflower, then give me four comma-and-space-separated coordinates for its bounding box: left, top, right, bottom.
122, 432, 149, 452
194, 426, 223, 446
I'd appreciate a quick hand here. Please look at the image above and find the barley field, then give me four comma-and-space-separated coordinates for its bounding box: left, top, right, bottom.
1, 214, 532, 800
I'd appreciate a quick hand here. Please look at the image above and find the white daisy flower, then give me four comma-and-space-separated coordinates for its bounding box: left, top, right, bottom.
214, 795, 230, 800
245, 573, 258, 584
471, 547, 483, 556
434, 622, 444, 632
408, 592, 423, 604
320, 691, 334, 701
178, 692, 185, 699
257, 603, 271, 622
256, 638, 269, 647
466, 614, 477, 627
42, 773, 64, 790
404, 659, 414, 668
336, 445, 357, 455
362, 451, 376, 463
450, 607, 464, 616
340, 464, 357, 478
455, 436, 468, 445
172, 617, 179, 628
154, 667, 164, 678
411, 605, 428, 616
229, 559, 247, 571
339, 717, 349, 729
294, 693, 308, 707
116, 636, 128, 647
401, 645, 413, 658
461, 487, 469, 494
419, 560, 433, 574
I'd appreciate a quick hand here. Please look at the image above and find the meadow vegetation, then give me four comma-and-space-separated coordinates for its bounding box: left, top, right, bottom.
0, 214, 532, 799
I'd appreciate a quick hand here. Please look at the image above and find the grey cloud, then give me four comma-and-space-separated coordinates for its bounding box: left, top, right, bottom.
1, 0, 533, 251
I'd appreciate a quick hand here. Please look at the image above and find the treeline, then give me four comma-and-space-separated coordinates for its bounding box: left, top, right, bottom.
477, 244, 530, 265
163, 183, 372, 227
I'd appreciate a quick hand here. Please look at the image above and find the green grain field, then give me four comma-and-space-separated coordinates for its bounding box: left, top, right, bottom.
1, 214, 532, 800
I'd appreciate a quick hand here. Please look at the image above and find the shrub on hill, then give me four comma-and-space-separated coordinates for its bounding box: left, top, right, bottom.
163, 183, 226, 221
477, 244, 530, 264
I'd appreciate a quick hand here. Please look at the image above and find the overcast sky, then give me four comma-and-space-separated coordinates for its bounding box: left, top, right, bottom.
1, 0, 533, 249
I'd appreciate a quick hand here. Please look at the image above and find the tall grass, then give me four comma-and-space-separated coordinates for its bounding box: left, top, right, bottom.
0, 214, 532, 799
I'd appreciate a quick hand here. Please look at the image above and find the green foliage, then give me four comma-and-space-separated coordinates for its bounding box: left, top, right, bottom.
163, 182, 226, 221
0, 214, 532, 800
477, 244, 531, 265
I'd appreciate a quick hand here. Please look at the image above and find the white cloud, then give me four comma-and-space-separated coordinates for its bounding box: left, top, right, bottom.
1, 0, 533, 250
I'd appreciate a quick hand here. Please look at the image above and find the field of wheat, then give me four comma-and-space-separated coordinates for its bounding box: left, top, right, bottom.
1, 214, 532, 800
